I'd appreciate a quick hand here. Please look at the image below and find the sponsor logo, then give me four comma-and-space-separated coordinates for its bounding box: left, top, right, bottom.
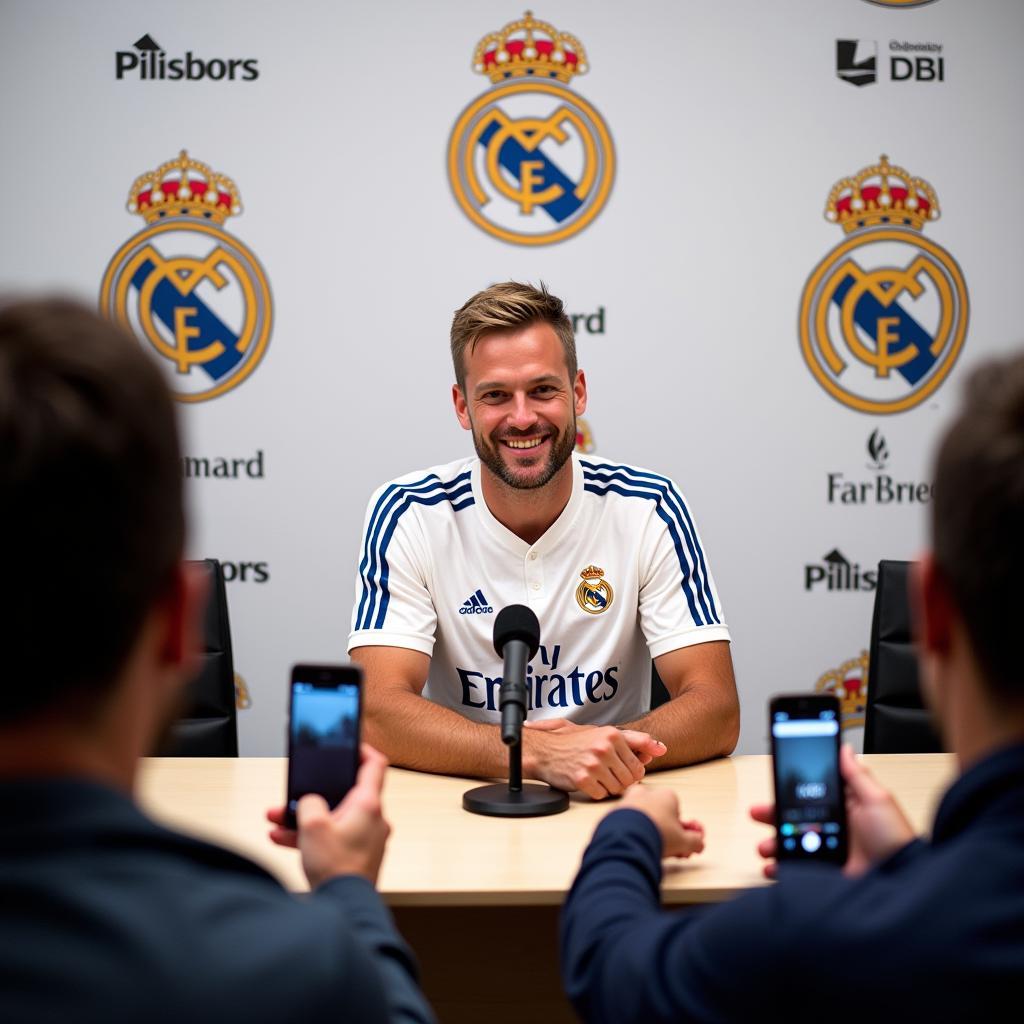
827, 431, 934, 504
101, 151, 273, 402
814, 651, 870, 730
837, 39, 945, 86
182, 450, 265, 479
576, 564, 613, 614
574, 417, 595, 454
805, 549, 877, 592
447, 10, 615, 246
116, 33, 260, 81
458, 642, 619, 711
220, 560, 270, 583
460, 589, 494, 614
837, 40, 877, 87
799, 154, 968, 415
866, 427, 889, 470
570, 306, 606, 335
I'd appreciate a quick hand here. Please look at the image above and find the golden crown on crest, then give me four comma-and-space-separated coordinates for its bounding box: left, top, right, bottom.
814, 651, 870, 722
473, 10, 588, 84
825, 155, 940, 234
579, 565, 605, 581
126, 150, 241, 225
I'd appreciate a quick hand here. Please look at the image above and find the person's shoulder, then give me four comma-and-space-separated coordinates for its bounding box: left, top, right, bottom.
364, 457, 476, 503
576, 453, 687, 497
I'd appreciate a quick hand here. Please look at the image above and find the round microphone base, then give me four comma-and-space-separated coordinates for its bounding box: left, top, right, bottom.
463, 782, 569, 817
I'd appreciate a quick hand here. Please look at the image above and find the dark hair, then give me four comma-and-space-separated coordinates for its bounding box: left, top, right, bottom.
932, 353, 1024, 706
450, 281, 576, 391
0, 299, 184, 722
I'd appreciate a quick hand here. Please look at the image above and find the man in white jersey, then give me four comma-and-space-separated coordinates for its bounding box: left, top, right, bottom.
348, 282, 738, 799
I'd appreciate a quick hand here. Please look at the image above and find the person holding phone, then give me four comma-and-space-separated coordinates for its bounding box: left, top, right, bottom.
560, 353, 1024, 1022
0, 300, 434, 1024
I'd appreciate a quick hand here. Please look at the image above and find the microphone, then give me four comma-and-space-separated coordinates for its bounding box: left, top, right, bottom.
493, 605, 540, 746
462, 605, 566, 817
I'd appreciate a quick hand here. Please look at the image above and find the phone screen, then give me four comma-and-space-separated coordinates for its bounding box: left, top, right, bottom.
770, 696, 847, 864
286, 665, 361, 827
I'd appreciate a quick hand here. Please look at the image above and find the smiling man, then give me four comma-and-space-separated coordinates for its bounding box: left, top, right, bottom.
347, 282, 738, 798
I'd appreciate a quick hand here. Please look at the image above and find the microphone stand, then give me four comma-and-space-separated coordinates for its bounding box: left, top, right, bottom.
463, 672, 569, 818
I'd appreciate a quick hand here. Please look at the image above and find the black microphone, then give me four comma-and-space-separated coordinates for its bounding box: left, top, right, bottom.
493, 605, 540, 746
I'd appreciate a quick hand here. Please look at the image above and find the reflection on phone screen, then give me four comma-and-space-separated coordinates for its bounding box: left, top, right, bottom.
288, 682, 360, 818
772, 709, 844, 859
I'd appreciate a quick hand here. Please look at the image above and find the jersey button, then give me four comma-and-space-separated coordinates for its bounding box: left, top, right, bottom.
528, 552, 538, 561
531, 581, 541, 590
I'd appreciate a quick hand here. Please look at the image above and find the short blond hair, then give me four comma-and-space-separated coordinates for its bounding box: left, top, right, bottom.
450, 281, 576, 391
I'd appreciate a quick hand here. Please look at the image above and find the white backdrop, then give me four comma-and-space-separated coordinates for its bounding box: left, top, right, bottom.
2, 0, 1022, 754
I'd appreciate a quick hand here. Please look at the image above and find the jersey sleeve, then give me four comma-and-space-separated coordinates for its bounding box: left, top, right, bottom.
348, 483, 437, 656
637, 480, 730, 658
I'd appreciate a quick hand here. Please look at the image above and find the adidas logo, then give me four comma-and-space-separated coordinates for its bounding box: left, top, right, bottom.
459, 589, 494, 615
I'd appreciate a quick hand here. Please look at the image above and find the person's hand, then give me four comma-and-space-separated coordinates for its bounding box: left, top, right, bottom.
618, 785, 705, 858
750, 745, 916, 879
266, 743, 391, 888
838, 743, 915, 875
523, 718, 667, 799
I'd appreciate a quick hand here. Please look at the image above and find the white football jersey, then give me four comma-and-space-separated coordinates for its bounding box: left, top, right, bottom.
348, 452, 730, 725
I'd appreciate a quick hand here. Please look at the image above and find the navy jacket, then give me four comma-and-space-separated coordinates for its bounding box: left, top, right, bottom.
0, 779, 435, 1024
561, 744, 1024, 1023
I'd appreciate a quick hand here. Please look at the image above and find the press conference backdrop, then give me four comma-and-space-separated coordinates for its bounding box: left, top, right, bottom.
2, 0, 1022, 754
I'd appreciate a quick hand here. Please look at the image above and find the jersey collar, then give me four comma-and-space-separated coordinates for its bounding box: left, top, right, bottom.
472, 452, 586, 558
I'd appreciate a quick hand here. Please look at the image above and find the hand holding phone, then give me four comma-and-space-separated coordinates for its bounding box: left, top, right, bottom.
285, 664, 362, 829
268, 743, 391, 887
770, 694, 848, 865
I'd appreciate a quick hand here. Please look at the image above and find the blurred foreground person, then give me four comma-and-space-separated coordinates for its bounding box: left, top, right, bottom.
0, 300, 434, 1024
562, 353, 1024, 1022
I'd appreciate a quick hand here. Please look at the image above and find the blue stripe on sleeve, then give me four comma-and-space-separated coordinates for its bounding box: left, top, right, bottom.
356, 471, 473, 631
581, 461, 720, 626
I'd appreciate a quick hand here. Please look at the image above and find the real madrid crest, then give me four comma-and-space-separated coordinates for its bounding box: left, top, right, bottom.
447, 11, 615, 246
100, 151, 272, 402
799, 155, 968, 415
576, 564, 613, 615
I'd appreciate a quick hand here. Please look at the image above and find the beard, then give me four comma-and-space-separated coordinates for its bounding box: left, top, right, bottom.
472, 417, 577, 490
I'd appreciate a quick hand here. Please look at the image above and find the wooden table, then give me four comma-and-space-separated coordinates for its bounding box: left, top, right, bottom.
138, 755, 955, 1021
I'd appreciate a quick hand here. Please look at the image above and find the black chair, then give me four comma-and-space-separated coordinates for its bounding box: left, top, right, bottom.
863, 560, 944, 754
651, 662, 671, 710
160, 559, 239, 756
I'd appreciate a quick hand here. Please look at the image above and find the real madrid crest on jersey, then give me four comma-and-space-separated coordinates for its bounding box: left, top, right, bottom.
447, 11, 615, 246
100, 151, 272, 402
576, 565, 613, 615
799, 155, 968, 415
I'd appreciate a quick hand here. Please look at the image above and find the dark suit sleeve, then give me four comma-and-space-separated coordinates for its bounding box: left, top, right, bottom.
561, 809, 788, 1024
313, 876, 436, 1024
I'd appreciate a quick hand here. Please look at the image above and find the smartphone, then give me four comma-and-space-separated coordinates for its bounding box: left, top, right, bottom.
285, 664, 362, 829
769, 694, 847, 865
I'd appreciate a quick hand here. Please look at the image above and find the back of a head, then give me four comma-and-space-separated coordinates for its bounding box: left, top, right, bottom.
0, 299, 183, 724
932, 352, 1024, 708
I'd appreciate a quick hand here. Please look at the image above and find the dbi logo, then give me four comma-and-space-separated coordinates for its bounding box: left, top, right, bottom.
447, 10, 615, 246
115, 33, 259, 81
836, 39, 945, 87
799, 155, 968, 414
100, 151, 272, 402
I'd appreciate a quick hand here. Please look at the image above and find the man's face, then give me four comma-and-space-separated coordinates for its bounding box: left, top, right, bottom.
453, 322, 586, 491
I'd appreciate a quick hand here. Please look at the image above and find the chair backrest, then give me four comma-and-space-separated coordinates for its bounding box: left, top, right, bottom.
863, 560, 944, 754
651, 662, 670, 710
160, 559, 239, 757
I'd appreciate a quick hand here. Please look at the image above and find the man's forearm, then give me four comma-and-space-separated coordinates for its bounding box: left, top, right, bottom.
620, 684, 739, 768
365, 689, 518, 778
